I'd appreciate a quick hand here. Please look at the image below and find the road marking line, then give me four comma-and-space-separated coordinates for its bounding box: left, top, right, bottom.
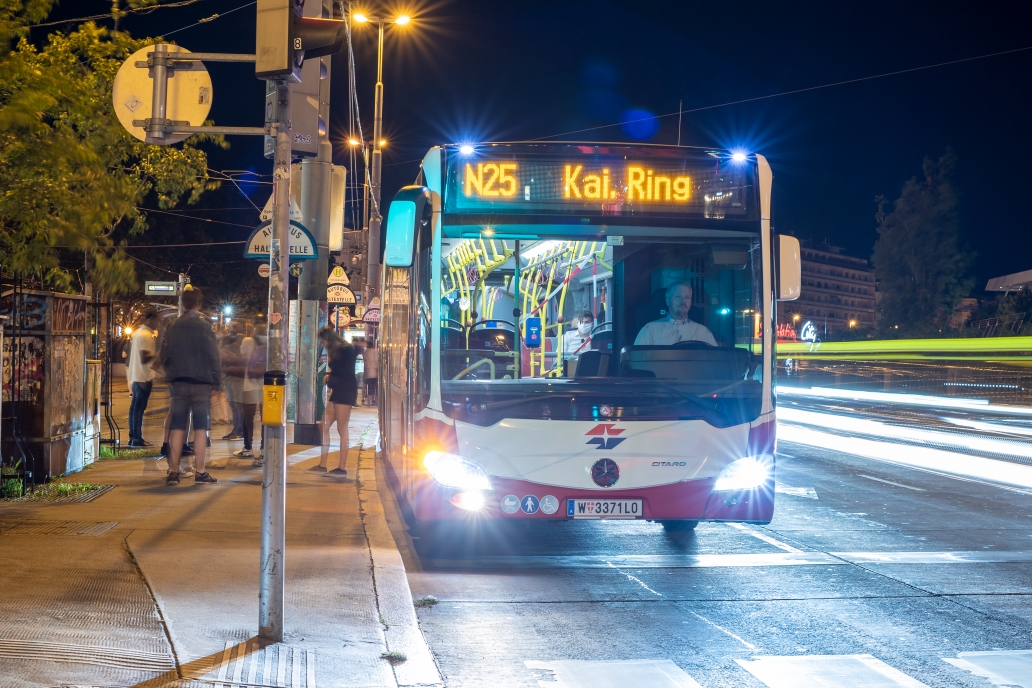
686, 611, 758, 650
526, 659, 703, 688
246, 642, 258, 685
737, 654, 929, 687
231, 642, 245, 686
944, 649, 1032, 687
727, 522, 803, 553
215, 641, 234, 687
858, 474, 926, 491
277, 645, 287, 686
606, 561, 663, 597
262, 648, 272, 687
430, 550, 1032, 569
775, 483, 819, 499
306, 649, 316, 688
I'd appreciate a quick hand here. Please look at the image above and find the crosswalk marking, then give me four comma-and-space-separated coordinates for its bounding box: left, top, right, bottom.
726, 522, 803, 553
736, 654, 930, 688
944, 649, 1032, 687
206, 640, 316, 687
525, 660, 702, 688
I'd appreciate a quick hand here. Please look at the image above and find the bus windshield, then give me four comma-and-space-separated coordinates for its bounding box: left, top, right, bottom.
439, 230, 763, 427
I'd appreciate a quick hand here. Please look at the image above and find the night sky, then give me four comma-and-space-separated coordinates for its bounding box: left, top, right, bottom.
46, 1, 1032, 291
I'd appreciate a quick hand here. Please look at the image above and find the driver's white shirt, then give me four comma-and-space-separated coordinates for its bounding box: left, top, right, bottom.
635, 316, 717, 346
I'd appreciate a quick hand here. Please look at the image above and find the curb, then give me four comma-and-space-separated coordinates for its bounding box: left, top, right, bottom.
356, 437, 443, 687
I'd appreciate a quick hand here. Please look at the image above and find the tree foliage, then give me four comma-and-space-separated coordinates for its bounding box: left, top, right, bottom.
0, 1, 224, 293
871, 149, 973, 336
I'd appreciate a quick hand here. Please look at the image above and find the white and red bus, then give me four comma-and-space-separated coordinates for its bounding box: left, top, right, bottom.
378, 143, 800, 537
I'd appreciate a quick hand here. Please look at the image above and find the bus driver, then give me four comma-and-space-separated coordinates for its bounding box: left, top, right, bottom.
634, 281, 717, 346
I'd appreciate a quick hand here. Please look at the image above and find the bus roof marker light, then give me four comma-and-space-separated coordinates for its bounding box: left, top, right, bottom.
459, 144, 475, 155
731, 151, 748, 163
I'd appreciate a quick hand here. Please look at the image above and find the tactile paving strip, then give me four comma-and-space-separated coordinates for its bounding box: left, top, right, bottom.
0, 520, 118, 536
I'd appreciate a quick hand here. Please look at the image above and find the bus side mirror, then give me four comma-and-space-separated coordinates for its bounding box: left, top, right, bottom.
777, 234, 801, 301
384, 186, 431, 267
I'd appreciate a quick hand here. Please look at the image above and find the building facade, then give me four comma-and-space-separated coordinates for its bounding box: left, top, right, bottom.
779, 240, 876, 338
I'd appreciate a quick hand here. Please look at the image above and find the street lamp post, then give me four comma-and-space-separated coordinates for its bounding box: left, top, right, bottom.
354, 12, 409, 312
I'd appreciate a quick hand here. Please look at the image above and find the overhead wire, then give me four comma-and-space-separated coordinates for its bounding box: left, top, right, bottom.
530, 44, 1032, 141
162, 0, 256, 37
29, 0, 211, 28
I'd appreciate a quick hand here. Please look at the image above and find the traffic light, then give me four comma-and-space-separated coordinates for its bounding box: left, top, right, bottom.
256, 0, 347, 81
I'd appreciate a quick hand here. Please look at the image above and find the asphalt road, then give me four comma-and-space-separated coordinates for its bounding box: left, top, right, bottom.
396, 402, 1032, 687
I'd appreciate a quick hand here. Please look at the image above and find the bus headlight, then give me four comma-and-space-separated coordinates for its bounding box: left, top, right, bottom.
423, 450, 493, 490
713, 455, 772, 491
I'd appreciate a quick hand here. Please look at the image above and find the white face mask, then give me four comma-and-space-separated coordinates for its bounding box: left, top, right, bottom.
577, 322, 592, 336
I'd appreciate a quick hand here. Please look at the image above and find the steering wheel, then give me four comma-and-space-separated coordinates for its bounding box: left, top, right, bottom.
590, 321, 613, 336
671, 339, 716, 349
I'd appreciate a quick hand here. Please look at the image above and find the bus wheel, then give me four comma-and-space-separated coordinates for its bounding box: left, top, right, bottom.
659, 520, 699, 532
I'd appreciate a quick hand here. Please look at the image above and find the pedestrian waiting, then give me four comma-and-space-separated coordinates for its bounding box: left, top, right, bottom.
158, 287, 221, 486
126, 308, 160, 447
312, 327, 357, 477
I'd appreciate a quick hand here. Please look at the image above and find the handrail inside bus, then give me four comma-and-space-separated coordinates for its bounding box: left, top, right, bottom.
452, 357, 496, 381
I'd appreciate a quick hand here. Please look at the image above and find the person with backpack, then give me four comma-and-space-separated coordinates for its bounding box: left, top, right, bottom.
158, 287, 221, 486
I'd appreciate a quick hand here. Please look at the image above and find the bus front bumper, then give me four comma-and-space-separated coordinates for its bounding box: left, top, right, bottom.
409, 475, 775, 524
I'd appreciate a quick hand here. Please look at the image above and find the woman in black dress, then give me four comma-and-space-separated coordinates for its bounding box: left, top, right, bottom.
315, 327, 357, 476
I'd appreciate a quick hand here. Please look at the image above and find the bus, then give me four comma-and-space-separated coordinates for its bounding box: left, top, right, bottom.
377, 143, 800, 538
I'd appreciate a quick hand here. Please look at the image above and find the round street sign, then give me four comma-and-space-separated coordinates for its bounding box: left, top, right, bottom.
331, 309, 351, 327
354, 304, 366, 319
289, 263, 303, 277
258, 264, 271, 278
112, 45, 213, 145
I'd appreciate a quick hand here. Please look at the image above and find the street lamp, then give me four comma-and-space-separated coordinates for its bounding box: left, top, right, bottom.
353, 10, 411, 304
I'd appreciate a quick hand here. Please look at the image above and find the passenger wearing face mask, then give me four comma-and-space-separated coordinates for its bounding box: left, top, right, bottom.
562, 310, 596, 358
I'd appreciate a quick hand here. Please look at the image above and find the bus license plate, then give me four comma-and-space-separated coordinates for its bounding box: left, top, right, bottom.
568, 499, 642, 519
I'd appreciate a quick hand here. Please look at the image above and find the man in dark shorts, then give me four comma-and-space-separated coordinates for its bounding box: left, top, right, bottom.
158, 287, 221, 486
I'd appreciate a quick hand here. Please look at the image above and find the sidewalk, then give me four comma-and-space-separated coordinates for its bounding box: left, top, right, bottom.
0, 406, 441, 688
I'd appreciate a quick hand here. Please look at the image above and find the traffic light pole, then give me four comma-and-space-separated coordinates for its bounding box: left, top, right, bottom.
259, 80, 291, 643
365, 21, 385, 301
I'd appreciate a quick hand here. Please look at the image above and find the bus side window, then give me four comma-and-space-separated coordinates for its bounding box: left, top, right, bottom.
415, 225, 433, 410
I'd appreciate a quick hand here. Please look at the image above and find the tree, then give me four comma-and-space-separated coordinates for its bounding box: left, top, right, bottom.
0, 1, 224, 293
871, 149, 973, 336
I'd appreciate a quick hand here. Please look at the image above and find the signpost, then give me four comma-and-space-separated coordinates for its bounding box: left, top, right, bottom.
112, 0, 350, 644
326, 284, 356, 304
144, 281, 178, 296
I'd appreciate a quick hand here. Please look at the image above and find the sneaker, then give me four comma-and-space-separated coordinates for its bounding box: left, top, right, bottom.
323, 468, 348, 478
223, 433, 244, 441
233, 449, 253, 458
181, 444, 195, 456
166, 471, 180, 486
194, 471, 219, 484
207, 436, 212, 448
128, 439, 152, 448
307, 465, 328, 473
252, 458, 265, 467
160, 442, 171, 457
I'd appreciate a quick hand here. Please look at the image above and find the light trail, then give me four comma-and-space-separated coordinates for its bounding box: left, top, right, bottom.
777, 407, 1032, 461
943, 417, 1032, 437
777, 423, 1032, 490
778, 386, 1032, 416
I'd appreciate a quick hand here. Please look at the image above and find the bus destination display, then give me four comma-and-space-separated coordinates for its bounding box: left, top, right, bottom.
444, 148, 755, 219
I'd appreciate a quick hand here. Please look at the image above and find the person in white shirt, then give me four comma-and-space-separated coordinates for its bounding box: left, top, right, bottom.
634, 281, 717, 346
127, 309, 160, 447
561, 310, 595, 358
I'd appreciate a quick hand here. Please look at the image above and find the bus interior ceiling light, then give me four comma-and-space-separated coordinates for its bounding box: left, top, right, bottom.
713, 455, 771, 491
423, 450, 493, 490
